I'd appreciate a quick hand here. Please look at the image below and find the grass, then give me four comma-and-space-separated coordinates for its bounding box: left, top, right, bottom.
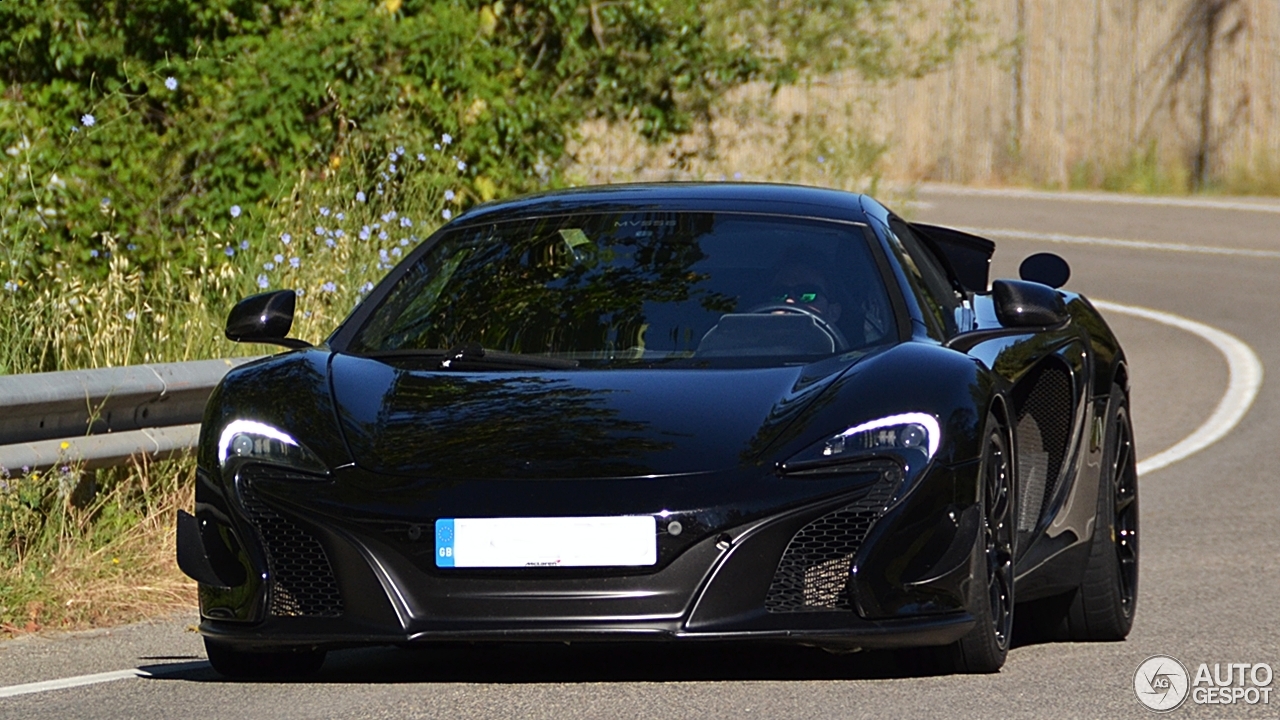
0, 460, 194, 634
0, 130, 463, 635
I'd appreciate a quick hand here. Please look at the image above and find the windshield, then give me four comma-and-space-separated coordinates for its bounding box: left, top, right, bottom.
345, 211, 895, 367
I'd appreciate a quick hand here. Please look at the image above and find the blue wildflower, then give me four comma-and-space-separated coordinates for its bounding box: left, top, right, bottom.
280, 232, 292, 245
230, 205, 242, 218
321, 282, 336, 293
81, 114, 96, 127
165, 77, 178, 91
356, 191, 366, 203
257, 274, 269, 289
442, 208, 453, 220
290, 257, 300, 269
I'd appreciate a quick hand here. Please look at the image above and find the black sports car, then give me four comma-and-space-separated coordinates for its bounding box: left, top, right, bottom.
178, 183, 1138, 677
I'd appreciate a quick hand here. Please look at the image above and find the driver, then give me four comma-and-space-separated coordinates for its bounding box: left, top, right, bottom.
766, 262, 843, 323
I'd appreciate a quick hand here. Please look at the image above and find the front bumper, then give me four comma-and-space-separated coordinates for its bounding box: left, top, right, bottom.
185, 458, 983, 652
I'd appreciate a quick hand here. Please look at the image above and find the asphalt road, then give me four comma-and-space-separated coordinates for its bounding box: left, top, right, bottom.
3, 185, 1279, 718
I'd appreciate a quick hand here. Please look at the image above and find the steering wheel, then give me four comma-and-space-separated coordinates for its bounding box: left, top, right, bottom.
745, 303, 849, 351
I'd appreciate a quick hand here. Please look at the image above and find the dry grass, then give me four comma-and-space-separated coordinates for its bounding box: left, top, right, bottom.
0, 458, 196, 636
567, 81, 917, 212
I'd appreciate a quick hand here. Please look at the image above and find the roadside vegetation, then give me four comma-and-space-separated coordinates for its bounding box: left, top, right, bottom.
0, 0, 974, 634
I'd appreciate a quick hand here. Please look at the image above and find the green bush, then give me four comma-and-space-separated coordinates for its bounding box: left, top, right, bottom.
1, 0, 755, 274
1, 0, 975, 279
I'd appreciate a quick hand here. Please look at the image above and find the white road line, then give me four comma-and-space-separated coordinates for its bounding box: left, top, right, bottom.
0, 661, 208, 699
954, 226, 1280, 260
920, 183, 1280, 214
1093, 300, 1264, 476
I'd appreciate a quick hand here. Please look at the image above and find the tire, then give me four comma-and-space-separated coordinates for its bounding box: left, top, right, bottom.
942, 413, 1015, 673
204, 638, 327, 679
1035, 382, 1139, 641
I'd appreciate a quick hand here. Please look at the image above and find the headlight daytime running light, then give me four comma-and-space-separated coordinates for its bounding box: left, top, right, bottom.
821, 412, 941, 462
217, 419, 328, 474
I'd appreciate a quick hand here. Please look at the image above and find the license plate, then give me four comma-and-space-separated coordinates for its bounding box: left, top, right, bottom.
435, 516, 657, 568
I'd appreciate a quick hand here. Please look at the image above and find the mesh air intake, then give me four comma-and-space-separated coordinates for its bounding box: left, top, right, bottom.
238, 466, 343, 618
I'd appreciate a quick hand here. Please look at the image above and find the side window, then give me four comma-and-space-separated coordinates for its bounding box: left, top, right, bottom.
885, 219, 960, 338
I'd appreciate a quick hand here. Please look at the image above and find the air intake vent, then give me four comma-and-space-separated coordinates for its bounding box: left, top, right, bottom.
765, 475, 897, 613
238, 467, 343, 618
1015, 363, 1073, 535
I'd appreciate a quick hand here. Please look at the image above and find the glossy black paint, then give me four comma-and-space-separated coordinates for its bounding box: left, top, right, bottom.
992, 279, 1071, 328
225, 290, 310, 349
1019, 252, 1072, 289
186, 183, 1131, 656
912, 223, 996, 293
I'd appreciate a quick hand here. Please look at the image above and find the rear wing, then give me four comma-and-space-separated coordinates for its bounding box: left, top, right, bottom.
911, 223, 996, 293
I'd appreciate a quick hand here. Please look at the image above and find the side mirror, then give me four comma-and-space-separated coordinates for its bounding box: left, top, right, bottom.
992, 279, 1069, 328
225, 290, 311, 348
1019, 253, 1070, 288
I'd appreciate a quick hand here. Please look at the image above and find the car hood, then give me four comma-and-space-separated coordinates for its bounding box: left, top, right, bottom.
329, 354, 864, 479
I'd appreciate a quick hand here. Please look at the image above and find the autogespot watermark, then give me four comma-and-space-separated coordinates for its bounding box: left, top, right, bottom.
1134, 654, 1274, 712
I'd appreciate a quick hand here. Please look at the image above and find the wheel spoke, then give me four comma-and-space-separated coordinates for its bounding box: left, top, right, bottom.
981, 426, 1014, 650
1112, 430, 1132, 480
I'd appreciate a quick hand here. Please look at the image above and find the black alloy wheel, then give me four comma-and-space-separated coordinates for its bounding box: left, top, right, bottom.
1111, 400, 1139, 621
944, 413, 1014, 673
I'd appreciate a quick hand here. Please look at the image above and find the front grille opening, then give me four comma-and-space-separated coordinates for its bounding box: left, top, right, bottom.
238, 467, 344, 618
1015, 362, 1073, 536
765, 476, 897, 613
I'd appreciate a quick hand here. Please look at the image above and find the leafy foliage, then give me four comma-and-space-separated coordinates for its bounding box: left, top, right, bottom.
1, 0, 972, 278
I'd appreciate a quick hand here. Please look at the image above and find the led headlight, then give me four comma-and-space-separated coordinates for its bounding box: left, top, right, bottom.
217, 419, 328, 474
783, 412, 941, 475
822, 413, 940, 462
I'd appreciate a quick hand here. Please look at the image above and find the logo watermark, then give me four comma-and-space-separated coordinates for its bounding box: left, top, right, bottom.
1135, 655, 1189, 712
1135, 655, 1274, 712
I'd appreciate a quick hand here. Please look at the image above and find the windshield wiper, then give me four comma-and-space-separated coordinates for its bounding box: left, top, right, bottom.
357, 343, 579, 370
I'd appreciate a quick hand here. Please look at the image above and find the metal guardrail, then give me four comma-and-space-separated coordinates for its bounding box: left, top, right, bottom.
0, 357, 260, 472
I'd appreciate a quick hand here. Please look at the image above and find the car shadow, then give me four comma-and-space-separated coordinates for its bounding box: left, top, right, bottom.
141, 642, 965, 685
